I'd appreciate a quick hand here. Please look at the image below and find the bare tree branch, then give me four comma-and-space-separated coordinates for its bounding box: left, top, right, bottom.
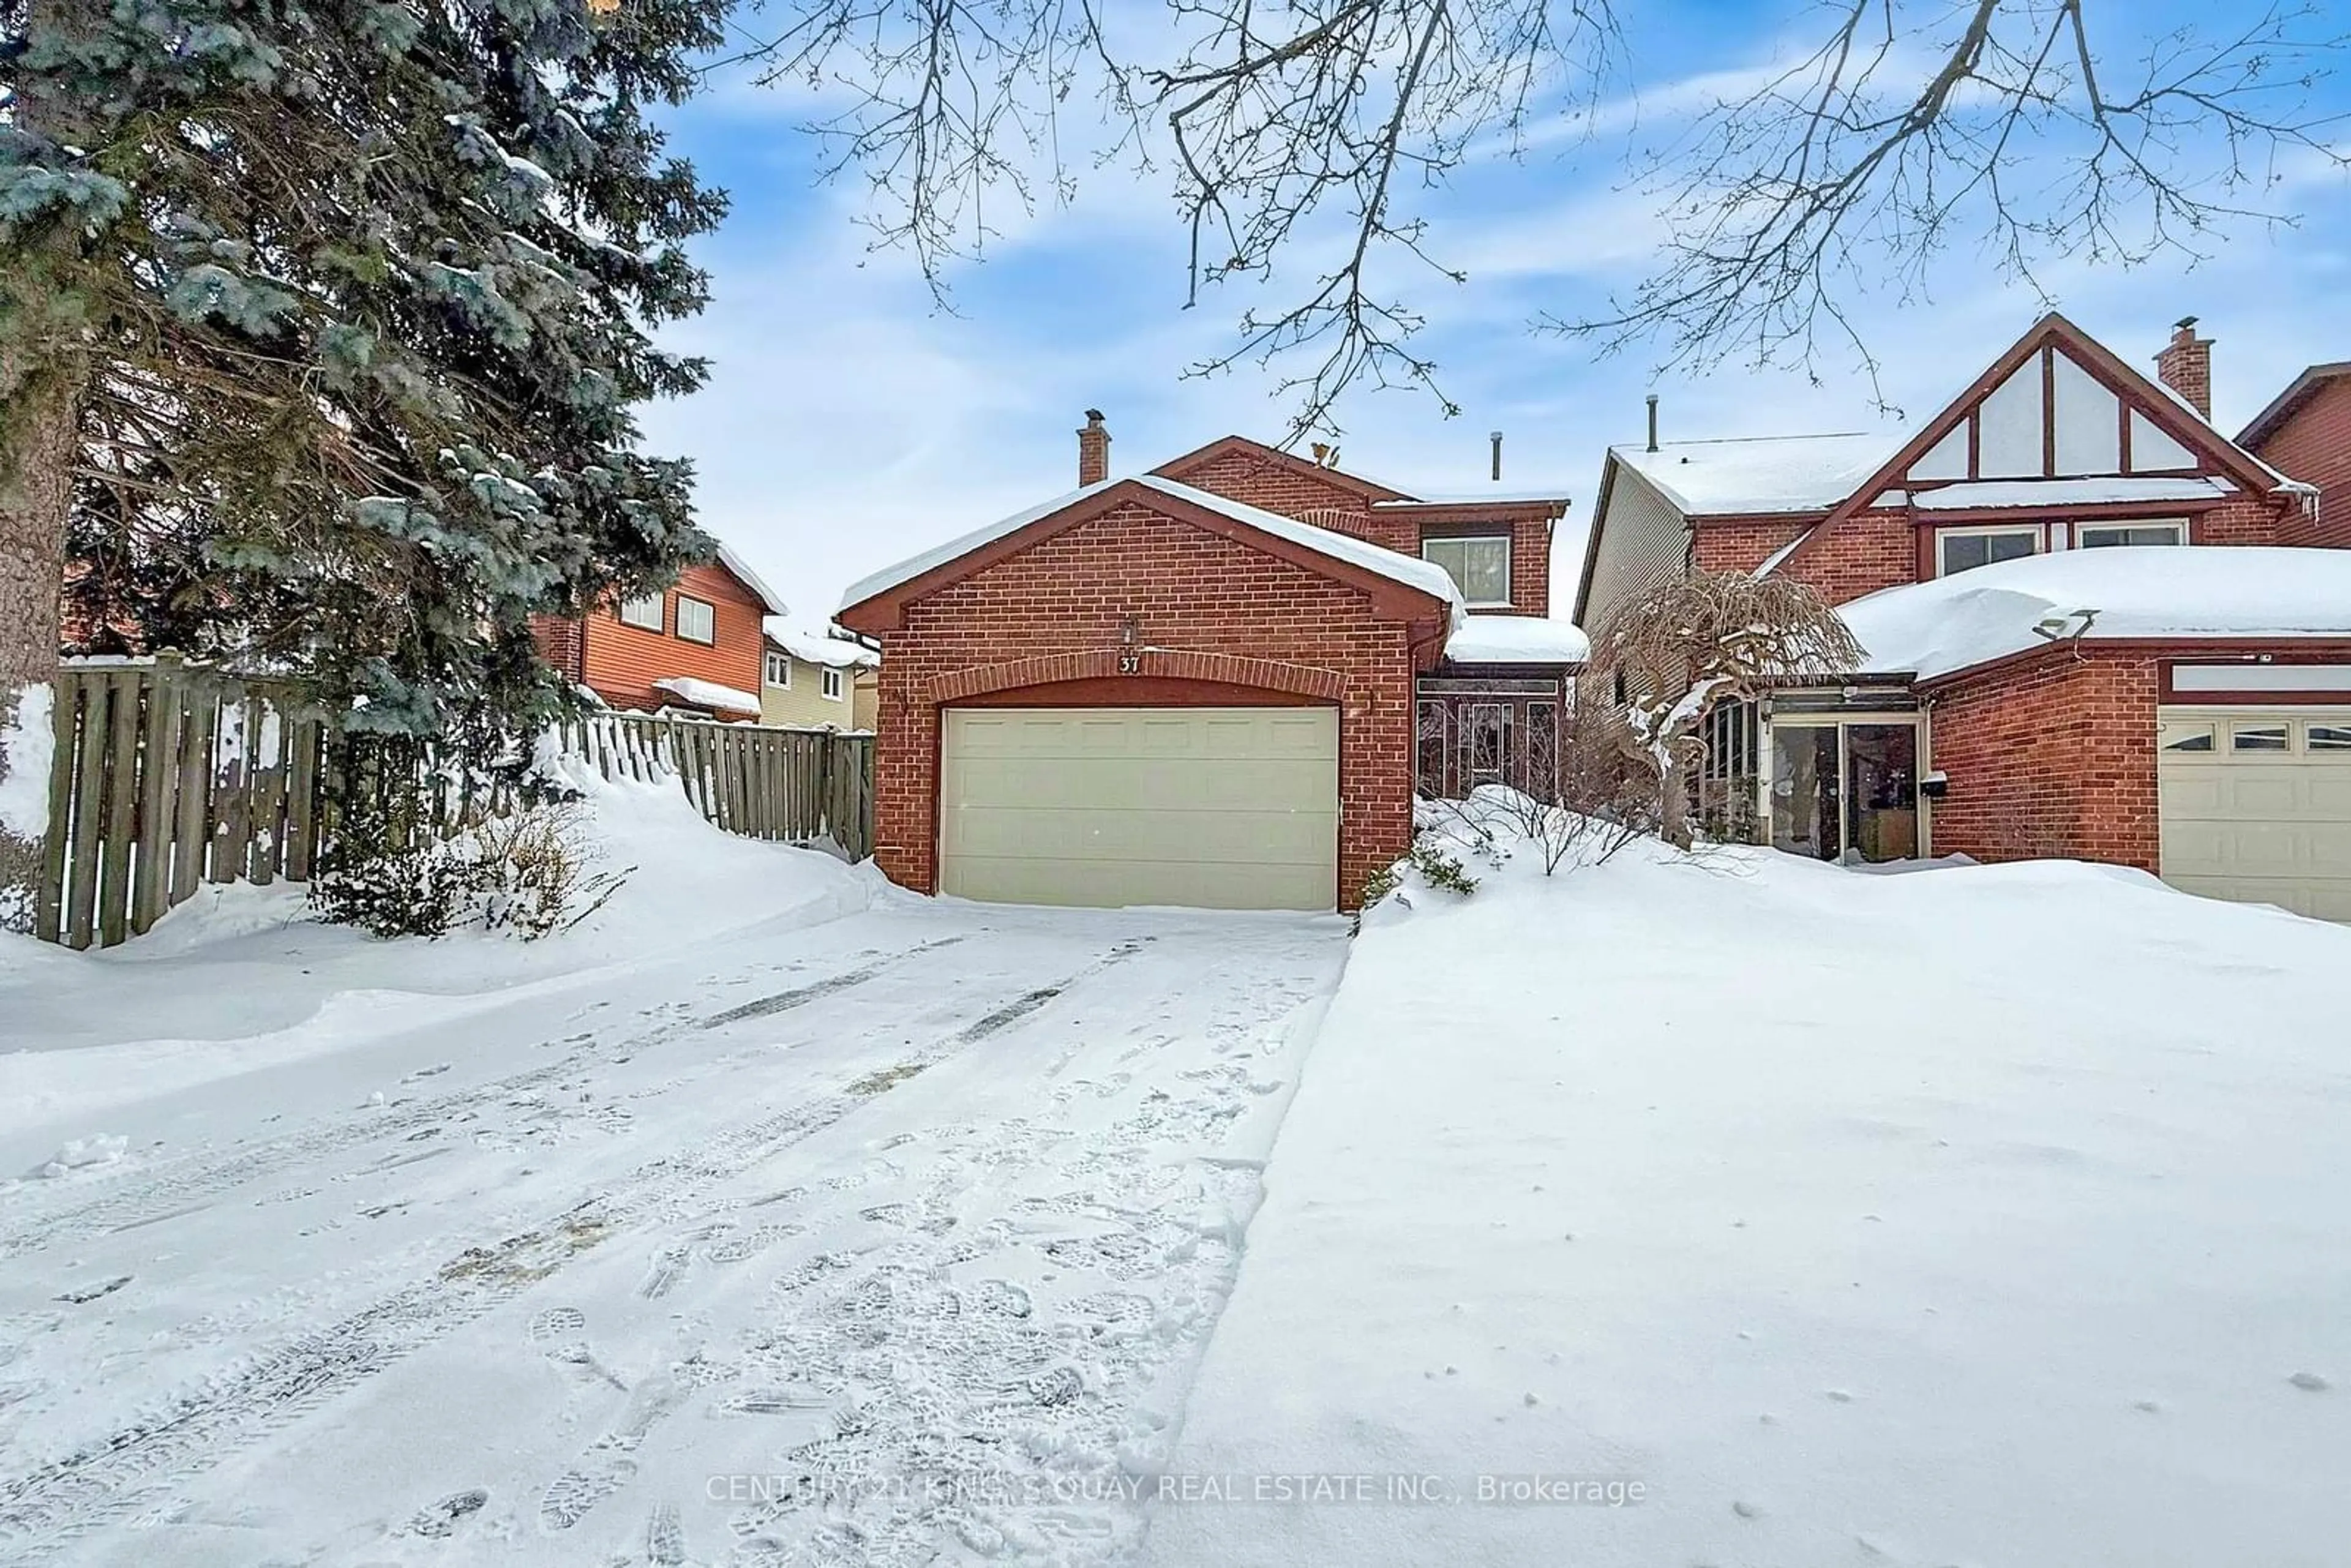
1556, 0, 2351, 404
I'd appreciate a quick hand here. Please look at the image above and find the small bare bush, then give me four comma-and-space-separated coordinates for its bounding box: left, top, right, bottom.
311, 798, 630, 940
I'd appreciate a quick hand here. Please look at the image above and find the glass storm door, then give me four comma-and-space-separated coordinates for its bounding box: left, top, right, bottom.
1769, 721, 1921, 862
1843, 724, 1919, 863
1770, 726, 1842, 860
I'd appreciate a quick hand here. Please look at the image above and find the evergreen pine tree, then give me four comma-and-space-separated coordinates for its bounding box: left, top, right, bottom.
0, 0, 729, 751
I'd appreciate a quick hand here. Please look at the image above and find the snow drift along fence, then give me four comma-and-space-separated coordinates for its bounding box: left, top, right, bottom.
35, 659, 876, 951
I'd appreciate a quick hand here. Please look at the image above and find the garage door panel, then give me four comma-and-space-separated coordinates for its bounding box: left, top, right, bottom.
2159, 705, 2351, 922
940, 706, 1341, 911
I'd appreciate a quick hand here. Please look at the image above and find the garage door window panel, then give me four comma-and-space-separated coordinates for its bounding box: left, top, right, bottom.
2232, 724, 2290, 753
2306, 724, 2351, 752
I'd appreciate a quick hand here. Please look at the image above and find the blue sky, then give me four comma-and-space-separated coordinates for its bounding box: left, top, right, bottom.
638, 0, 2351, 625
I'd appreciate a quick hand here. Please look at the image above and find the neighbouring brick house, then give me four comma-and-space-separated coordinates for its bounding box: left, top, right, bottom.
834, 421, 1585, 911
1578, 312, 2351, 920
2238, 359, 2351, 550
532, 546, 788, 719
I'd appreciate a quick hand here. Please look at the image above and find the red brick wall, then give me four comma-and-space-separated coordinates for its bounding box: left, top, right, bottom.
2188, 493, 2300, 546
1691, 516, 1811, 575
2246, 378, 2351, 549
1696, 511, 1915, 603
1163, 450, 1384, 526
867, 499, 1422, 908
531, 613, 583, 681
1925, 651, 2162, 869
578, 561, 768, 713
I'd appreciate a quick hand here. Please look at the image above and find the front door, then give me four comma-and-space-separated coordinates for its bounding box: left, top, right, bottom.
1769, 720, 1921, 863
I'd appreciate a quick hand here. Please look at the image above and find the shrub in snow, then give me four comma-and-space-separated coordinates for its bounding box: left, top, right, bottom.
1357, 830, 1480, 931
311, 797, 629, 941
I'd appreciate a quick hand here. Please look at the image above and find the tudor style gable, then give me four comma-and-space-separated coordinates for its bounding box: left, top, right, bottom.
1779, 313, 2311, 602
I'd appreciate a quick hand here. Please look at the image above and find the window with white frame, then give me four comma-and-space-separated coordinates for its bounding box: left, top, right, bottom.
1935, 526, 2039, 577
675, 595, 716, 645
763, 650, 792, 688
2078, 520, 2188, 549
1422, 535, 1512, 606
617, 592, 664, 631
820, 667, 846, 702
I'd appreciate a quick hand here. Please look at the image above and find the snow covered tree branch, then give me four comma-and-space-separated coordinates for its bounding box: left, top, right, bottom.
1584, 571, 1862, 850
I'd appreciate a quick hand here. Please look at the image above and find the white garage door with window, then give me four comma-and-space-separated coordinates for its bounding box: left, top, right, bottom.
2158, 707, 2351, 921
939, 706, 1340, 911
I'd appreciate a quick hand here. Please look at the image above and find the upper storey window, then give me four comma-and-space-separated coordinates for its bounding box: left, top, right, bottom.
1423, 535, 1512, 606
1937, 526, 2039, 576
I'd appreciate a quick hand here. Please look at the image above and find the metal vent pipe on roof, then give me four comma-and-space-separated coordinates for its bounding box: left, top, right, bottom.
1490, 430, 1502, 481
1645, 394, 1660, 452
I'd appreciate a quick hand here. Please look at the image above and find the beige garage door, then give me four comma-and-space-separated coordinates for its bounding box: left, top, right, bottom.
939, 707, 1340, 910
2158, 707, 2351, 921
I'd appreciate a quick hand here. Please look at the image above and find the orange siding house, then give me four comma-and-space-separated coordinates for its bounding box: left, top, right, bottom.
534, 547, 788, 717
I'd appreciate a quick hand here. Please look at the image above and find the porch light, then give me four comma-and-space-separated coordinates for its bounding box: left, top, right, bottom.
1921, 769, 1951, 800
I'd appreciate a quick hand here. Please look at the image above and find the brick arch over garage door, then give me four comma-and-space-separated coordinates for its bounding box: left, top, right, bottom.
929, 649, 1346, 705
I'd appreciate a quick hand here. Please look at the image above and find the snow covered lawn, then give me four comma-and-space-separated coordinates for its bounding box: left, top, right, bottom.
0, 779, 1346, 1566
1146, 820, 2351, 1567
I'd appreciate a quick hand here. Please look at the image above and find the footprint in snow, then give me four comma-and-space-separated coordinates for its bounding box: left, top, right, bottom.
539, 1460, 634, 1532
2289, 1371, 2331, 1392
401, 1488, 489, 1539
646, 1501, 686, 1565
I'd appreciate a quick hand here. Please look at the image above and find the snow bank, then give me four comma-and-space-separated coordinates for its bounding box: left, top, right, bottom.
0, 682, 55, 840
1147, 820, 2351, 1567
0, 755, 879, 1138
1841, 545, 2351, 680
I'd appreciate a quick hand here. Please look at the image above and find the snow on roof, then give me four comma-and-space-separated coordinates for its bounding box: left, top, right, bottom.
838, 474, 1464, 625
1907, 476, 2233, 511
763, 619, 880, 669
1611, 432, 1901, 517
715, 546, 789, 616
1839, 546, 2351, 682
1371, 490, 1572, 509
650, 675, 762, 715
1444, 615, 1590, 665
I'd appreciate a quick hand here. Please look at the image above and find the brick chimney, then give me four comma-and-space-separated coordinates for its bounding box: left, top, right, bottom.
1078, 408, 1111, 486
2155, 317, 2213, 420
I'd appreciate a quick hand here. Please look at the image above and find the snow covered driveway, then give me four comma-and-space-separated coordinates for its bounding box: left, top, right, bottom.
0, 803, 1346, 1566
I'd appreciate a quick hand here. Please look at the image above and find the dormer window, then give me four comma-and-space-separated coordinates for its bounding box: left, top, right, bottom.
1423, 535, 1512, 606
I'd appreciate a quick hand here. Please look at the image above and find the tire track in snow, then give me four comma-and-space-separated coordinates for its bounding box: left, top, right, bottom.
0, 939, 968, 1264
0, 939, 1136, 1559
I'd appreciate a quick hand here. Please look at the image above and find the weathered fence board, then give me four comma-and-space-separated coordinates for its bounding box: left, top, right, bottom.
34, 659, 879, 950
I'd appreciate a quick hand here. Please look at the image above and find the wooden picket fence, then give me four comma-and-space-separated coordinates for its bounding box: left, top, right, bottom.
32, 656, 876, 951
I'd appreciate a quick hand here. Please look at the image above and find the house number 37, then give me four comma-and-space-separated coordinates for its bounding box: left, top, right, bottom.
1118, 652, 1142, 675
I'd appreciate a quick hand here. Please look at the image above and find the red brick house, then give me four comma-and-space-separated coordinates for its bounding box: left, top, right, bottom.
532, 546, 787, 718
2239, 359, 2351, 550
1578, 313, 2351, 920
834, 421, 1584, 911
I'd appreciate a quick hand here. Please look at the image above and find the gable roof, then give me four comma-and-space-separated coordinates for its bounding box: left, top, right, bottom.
1796, 314, 2291, 561
1150, 435, 1419, 503
2238, 361, 2351, 451
1607, 432, 1899, 517
835, 474, 1463, 629
713, 545, 790, 617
